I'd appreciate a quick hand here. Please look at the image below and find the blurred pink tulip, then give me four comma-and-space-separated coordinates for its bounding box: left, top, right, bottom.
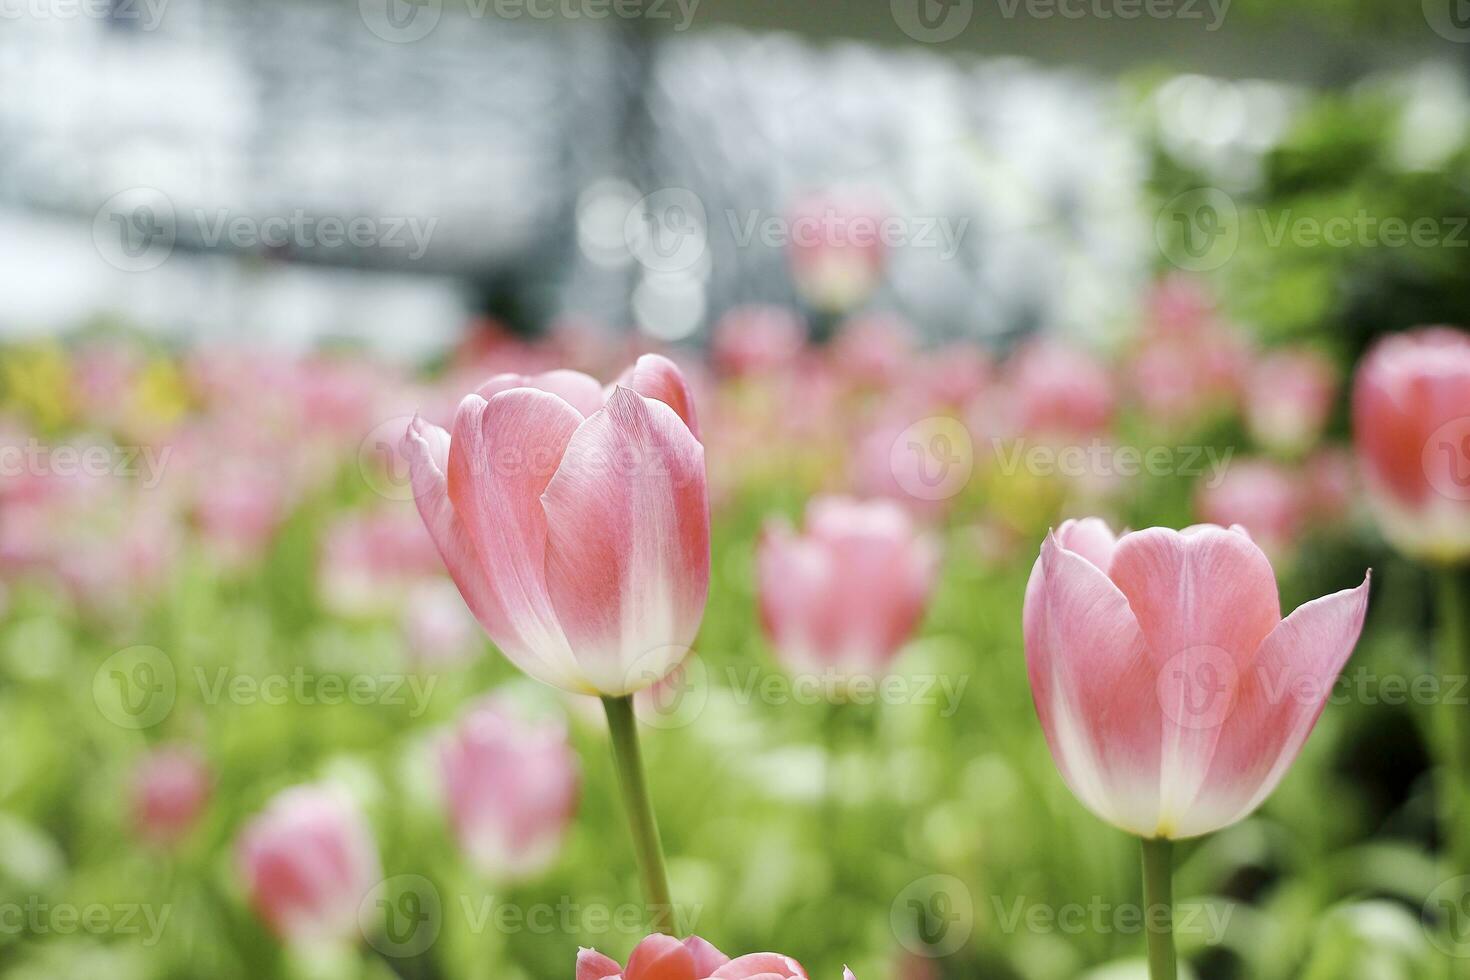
711, 305, 806, 379
830, 315, 914, 389
1024, 519, 1369, 839
236, 786, 381, 946
401, 354, 709, 696
317, 508, 443, 616
1245, 348, 1338, 456
401, 579, 482, 665
131, 745, 210, 846
1352, 327, 1470, 563
440, 696, 579, 880
759, 497, 939, 690
1195, 460, 1304, 563
578, 934, 807, 980
1005, 339, 1116, 437
786, 188, 887, 313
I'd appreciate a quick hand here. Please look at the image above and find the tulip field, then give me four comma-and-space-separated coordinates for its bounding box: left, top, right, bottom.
3, 258, 1470, 980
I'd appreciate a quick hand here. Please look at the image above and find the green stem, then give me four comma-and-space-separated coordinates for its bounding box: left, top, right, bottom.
1141, 837, 1177, 980
1438, 566, 1470, 881
602, 695, 675, 935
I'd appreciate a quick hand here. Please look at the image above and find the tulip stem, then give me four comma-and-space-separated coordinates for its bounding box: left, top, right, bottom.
602, 695, 675, 935
1140, 837, 1176, 980
1438, 566, 1470, 880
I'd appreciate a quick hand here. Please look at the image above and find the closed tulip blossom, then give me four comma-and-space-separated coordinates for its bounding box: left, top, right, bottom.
131, 745, 211, 847
440, 696, 579, 881
236, 786, 382, 947
577, 934, 810, 980
1024, 519, 1369, 976
759, 496, 939, 692
402, 354, 707, 928
1352, 327, 1470, 563
1244, 348, 1337, 457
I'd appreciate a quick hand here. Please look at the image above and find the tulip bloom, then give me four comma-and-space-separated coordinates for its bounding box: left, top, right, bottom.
1194, 460, 1304, 564
577, 934, 810, 980
759, 496, 939, 692
401, 354, 708, 697
440, 696, 579, 880
131, 745, 210, 846
1352, 327, 1470, 563
1244, 348, 1337, 457
236, 786, 381, 946
1025, 519, 1369, 841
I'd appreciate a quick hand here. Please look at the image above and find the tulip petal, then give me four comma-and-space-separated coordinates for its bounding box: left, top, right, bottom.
711, 953, 807, 979
447, 390, 588, 692
1024, 534, 1162, 836
1054, 517, 1119, 574
625, 934, 698, 980
540, 387, 710, 695
1174, 573, 1370, 837
618, 354, 701, 439
578, 948, 625, 980
1104, 526, 1281, 835
477, 370, 606, 419
683, 936, 730, 976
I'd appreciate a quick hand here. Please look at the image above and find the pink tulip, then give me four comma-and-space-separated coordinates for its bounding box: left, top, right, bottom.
759, 497, 939, 689
577, 934, 807, 980
317, 507, 444, 617
1024, 519, 1369, 839
1352, 327, 1470, 562
1194, 460, 1304, 563
236, 786, 381, 946
1005, 339, 1116, 437
439, 696, 579, 880
786, 188, 887, 313
1244, 348, 1337, 456
830, 314, 914, 389
401, 579, 482, 665
131, 745, 210, 846
401, 354, 709, 696
711, 305, 806, 379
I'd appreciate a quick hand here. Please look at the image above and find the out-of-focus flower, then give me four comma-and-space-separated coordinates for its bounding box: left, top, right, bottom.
131, 745, 210, 847
1024, 519, 1369, 839
401, 579, 482, 665
786, 188, 887, 313
440, 696, 579, 880
1195, 459, 1304, 563
1144, 274, 1216, 338
401, 355, 708, 696
710, 306, 806, 379
1245, 348, 1338, 456
317, 508, 443, 617
236, 785, 381, 947
759, 496, 938, 692
909, 343, 992, 410
1305, 447, 1357, 525
830, 315, 914, 389
577, 934, 808, 980
1004, 339, 1116, 437
1352, 327, 1470, 563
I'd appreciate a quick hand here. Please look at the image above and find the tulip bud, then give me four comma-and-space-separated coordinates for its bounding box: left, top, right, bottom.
236, 786, 381, 946
1245, 348, 1337, 457
440, 696, 579, 881
131, 745, 210, 846
1352, 327, 1470, 563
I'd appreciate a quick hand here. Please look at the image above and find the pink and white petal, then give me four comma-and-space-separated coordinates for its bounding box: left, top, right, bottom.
447, 391, 588, 692
1054, 517, 1119, 573
400, 417, 500, 634
1174, 574, 1370, 838
476, 370, 606, 419
625, 934, 698, 980
541, 387, 710, 695
617, 354, 701, 440
578, 948, 625, 980
1025, 535, 1162, 836
710, 953, 806, 979
1104, 526, 1282, 831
